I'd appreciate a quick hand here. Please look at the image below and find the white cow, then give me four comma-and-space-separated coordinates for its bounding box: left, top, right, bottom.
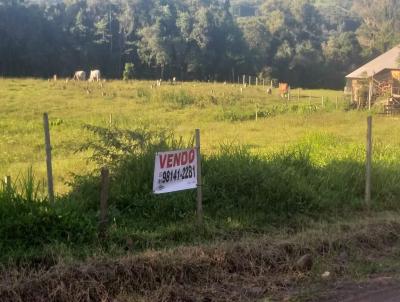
73, 71, 86, 81
89, 70, 101, 82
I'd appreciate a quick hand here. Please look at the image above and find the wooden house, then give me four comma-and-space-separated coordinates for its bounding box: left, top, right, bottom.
345, 45, 400, 113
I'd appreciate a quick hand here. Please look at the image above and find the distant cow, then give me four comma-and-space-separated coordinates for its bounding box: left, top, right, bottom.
89, 70, 101, 82
73, 71, 86, 81
279, 83, 289, 98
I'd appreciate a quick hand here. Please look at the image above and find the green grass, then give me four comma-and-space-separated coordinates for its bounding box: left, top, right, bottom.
0, 78, 361, 193
1, 79, 400, 265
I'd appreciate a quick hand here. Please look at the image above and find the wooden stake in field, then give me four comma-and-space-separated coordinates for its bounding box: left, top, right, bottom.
249, 75, 251, 86
256, 77, 258, 86
255, 104, 258, 121
43, 113, 54, 204
243, 75, 246, 86
4, 176, 11, 194
195, 129, 203, 224
368, 80, 373, 110
109, 113, 113, 127
365, 116, 372, 206
99, 167, 110, 237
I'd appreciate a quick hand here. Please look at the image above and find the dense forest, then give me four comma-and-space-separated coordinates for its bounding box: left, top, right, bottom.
1, 0, 400, 88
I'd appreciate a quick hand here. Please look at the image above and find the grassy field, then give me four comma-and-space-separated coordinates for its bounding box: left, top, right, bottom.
1, 78, 400, 261
1, 79, 400, 300
1, 78, 399, 193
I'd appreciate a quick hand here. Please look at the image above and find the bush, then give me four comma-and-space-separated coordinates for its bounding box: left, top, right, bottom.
123, 63, 135, 80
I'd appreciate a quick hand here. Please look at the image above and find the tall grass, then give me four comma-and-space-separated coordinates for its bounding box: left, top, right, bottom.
69, 127, 400, 237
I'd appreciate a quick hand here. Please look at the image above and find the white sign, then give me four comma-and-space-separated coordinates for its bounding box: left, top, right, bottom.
153, 148, 197, 194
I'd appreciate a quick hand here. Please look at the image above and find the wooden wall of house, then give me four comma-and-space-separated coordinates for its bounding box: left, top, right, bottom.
347, 69, 400, 103
373, 70, 392, 83
351, 78, 367, 102
391, 70, 400, 88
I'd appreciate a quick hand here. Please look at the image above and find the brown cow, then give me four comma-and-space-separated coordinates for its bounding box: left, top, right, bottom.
279, 83, 289, 98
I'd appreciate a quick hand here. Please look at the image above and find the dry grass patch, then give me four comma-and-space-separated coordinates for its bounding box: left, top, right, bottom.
2, 214, 400, 302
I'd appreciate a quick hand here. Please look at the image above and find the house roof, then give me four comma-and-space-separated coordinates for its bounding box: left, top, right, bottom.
346, 45, 400, 79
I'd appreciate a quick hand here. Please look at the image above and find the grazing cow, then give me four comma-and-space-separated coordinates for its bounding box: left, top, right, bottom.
89, 70, 101, 82
279, 83, 289, 98
73, 71, 86, 81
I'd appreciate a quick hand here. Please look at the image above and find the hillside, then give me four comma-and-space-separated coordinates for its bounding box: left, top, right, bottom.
1, 0, 400, 88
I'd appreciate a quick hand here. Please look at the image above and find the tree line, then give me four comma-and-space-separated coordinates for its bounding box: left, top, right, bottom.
0, 0, 399, 88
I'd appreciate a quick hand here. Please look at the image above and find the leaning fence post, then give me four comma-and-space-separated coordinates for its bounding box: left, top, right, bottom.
99, 167, 110, 237
195, 129, 203, 225
43, 113, 55, 203
365, 116, 372, 206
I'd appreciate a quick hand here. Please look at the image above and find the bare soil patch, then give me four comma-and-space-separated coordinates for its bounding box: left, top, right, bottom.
321, 277, 400, 302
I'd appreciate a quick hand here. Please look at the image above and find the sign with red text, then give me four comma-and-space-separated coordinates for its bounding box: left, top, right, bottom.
153, 148, 197, 194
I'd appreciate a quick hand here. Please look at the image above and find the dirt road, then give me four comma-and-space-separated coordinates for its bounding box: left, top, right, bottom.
324, 277, 400, 302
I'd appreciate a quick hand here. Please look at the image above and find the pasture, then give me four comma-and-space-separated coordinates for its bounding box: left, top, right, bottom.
2, 79, 400, 301
1, 78, 400, 261
1, 78, 399, 193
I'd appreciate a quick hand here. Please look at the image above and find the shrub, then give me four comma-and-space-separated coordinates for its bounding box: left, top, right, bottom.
123, 63, 135, 81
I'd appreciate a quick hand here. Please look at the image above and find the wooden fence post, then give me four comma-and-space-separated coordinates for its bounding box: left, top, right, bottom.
368, 80, 373, 110
195, 129, 203, 225
365, 116, 372, 206
43, 113, 54, 203
243, 75, 246, 86
99, 167, 110, 237
255, 104, 258, 121
4, 176, 11, 193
